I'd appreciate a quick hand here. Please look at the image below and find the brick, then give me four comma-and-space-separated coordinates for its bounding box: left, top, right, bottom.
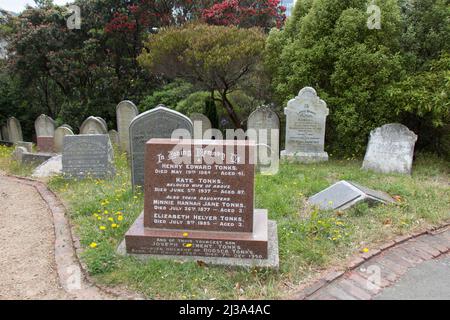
347, 272, 382, 294
326, 285, 358, 300
361, 249, 381, 260
383, 251, 416, 269
417, 236, 449, 254
433, 231, 450, 245
378, 240, 396, 251
393, 247, 424, 264
308, 291, 338, 300
324, 271, 345, 283
399, 243, 434, 260
348, 257, 365, 269
336, 279, 373, 300
301, 279, 327, 298
375, 255, 408, 276
410, 239, 441, 257
356, 265, 391, 288
394, 235, 412, 244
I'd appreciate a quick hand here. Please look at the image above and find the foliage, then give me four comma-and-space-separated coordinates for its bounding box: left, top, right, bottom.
138, 23, 267, 128
205, 97, 220, 129
265, 0, 450, 157
202, 0, 286, 29
140, 79, 196, 112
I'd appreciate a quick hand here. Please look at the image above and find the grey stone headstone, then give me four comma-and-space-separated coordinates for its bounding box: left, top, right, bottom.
7, 117, 23, 143
309, 181, 395, 211
62, 134, 115, 179
130, 105, 193, 187
1, 124, 9, 141
190, 113, 212, 139
362, 124, 418, 175
116, 100, 139, 153
108, 130, 120, 145
80, 116, 108, 135
247, 106, 280, 175
14, 141, 33, 153
60, 124, 73, 131
281, 87, 329, 163
54, 126, 74, 153
96, 117, 108, 131
35, 114, 56, 137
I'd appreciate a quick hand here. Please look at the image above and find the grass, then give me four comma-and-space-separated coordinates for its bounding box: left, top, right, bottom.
0, 144, 449, 299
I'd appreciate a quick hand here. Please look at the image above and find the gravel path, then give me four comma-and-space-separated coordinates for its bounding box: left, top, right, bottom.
0, 174, 71, 299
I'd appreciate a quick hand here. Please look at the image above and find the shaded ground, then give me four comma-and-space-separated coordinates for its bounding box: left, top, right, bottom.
0, 173, 70, 299
376, 254, 450, 300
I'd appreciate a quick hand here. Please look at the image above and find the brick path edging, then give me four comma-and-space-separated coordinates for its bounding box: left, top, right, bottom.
291, 222, 450, 300
5, 174, 142, 300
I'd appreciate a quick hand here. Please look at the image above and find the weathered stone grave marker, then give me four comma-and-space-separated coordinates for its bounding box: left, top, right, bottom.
247, 106, 280, 174
129, 105, 193, 187
62, 134, 115, 179
121, 139, 279, 268
116, 100, 139, 153
80, 116, 108, 135
7, 117, 23, 143
35, 114, 56, 152
309, 181, 395, 211
54, 126, 74, 153
362, 124, 418, 175
281, 87, 329, 163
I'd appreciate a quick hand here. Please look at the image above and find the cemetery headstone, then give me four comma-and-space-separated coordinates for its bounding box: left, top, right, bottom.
62, 134, 115, 179
121, 138, 279, 268
108, 130, 120, 145
54, 126, 74, 153
281, 87, 329, 163
309, 181, 395, 211
80, 116, 108, 135
1, 124, 9, 142
129, 105, 193, 187
32, 155, 62, 178
190, 113, 212, 139
7, 117, 23, 143
247, 106, 280, 174
35, 114, 56, 152
362, 124, 418, 175
116, 100, 139, 153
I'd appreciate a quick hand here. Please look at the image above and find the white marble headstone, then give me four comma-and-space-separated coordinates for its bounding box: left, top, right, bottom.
54, 126, 74, 153
116, 101, 139, 153
281, 87, 329, 163
362, 124, 418, 175
7, 117, 23, 143
35, 114, 56, 137
80, 116, 108, 135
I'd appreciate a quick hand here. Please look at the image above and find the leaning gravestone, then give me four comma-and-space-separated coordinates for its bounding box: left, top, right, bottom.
7, 117, 23, 143
281, 87, 329, 163
35, 114, 56, 152
129, 105, 193, 187
247, 106, 280, 175
54, 126, 74, 153
120, 139, 279, 268
309, 181, 395, 211
190, 113, 212, 139
1, 124, 9, 142
80, 116, 108, 135
116, 101, 139, 153
62, 135, 115, 179
362, 124, 418, 175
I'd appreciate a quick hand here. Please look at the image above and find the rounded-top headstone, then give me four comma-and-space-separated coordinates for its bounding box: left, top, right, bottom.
129, 105, 193, 187
116, 100, 139, 153
108, 129, 120, 145
80, 116, 108, 135
362, 123, 418, 175
35, 114, 56, 137
7, 117, 23, 143
54, 126, 74, 153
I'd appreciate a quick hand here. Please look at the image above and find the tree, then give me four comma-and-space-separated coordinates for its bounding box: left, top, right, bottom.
138, 23, 267, 128
202, 0, 286, 29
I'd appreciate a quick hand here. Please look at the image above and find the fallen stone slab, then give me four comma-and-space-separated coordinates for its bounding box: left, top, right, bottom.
32, 155, 62, 178
308, 180, 396, 211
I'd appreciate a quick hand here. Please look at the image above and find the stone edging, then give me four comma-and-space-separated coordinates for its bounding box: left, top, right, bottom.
291, 221, 450, 300
5, 174, 142, 300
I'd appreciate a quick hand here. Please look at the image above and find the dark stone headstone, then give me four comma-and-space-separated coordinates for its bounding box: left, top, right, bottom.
62, 134, 115, 179
129, 105, 193, 188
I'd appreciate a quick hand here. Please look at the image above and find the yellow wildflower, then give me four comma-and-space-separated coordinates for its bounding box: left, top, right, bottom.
99, 226, 106, 231
118, 216, 124, 221
89, 242, 98, 249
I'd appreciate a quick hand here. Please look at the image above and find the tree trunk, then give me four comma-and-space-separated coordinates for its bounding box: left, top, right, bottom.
220, 92, 242, 129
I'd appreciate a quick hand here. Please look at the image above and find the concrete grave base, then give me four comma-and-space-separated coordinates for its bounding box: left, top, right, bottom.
281, 150, 329, 163
118, 215, 279, 269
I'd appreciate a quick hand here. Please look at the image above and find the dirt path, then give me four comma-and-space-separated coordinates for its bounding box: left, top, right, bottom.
0, 173, 117, 300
